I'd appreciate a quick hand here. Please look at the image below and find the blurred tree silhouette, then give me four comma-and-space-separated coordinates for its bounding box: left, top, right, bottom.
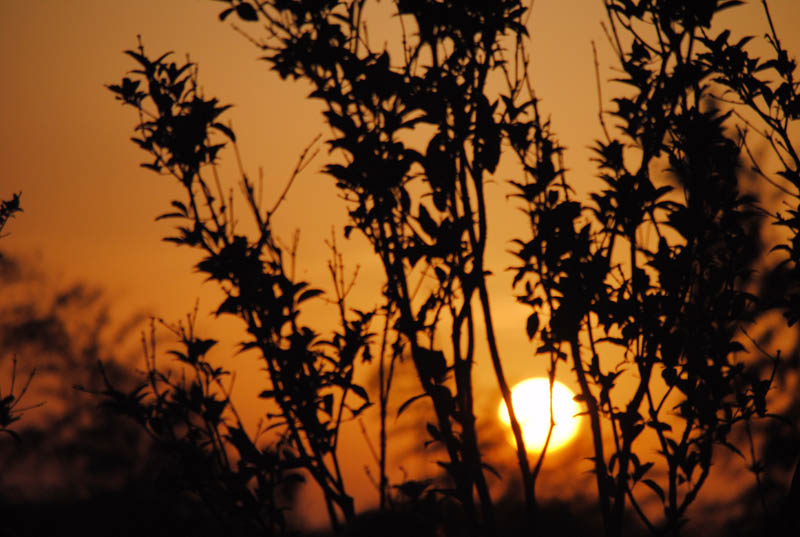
0, 272, 148, 496
0, 249, 291, 537
105, 1, 800, 536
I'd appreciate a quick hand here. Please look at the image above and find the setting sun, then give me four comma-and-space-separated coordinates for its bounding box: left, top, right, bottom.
497, 378, 582, 453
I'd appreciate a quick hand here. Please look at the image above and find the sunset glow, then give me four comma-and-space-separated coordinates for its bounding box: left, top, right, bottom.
498, 378, 581, 453
4, 1, 800, 534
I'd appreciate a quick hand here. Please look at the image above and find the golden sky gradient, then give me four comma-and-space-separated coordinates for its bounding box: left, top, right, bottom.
3, 0, 800, 529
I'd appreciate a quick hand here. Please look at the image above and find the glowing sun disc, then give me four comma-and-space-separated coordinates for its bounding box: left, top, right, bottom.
497, 378, 581, 453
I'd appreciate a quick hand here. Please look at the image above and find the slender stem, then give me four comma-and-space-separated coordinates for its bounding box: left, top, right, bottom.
461, 142, 536, 518
477, 277, 536, 515
570, 336, 612, 536
378, 304, 392, 510
745, 419, 770, 530
453, 296, 495, 536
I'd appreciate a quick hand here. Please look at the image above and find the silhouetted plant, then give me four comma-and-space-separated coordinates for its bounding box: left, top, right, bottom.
0, 357, 37, 443
510, 1, 798, 535
0, 192, 39, 442
95, 313, 302, 537
0, 257, 152, 491
230, 4, 548, 534
694, 1, 800, 532
106, 1, 800, 536
0, 193, 22, 238
0, 250, 262, 537
108, 38, 375, 533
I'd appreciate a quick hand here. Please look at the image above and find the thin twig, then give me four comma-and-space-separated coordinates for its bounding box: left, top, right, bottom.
269, 134, 322, 216
592, 40, 612, 142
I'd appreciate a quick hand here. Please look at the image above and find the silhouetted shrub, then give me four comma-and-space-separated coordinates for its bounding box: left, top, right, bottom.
105, 1, 800, 536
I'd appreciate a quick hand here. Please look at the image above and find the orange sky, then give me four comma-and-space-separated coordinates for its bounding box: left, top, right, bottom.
3, 0, 800, 529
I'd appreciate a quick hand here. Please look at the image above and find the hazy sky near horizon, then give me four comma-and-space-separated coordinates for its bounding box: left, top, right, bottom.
3, 0, 800, 526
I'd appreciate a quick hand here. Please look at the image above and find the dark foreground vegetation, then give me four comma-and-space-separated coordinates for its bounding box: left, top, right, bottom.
5, 0, 800, 535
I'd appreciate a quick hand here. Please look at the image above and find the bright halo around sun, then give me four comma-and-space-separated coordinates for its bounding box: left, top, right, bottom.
497, 378, 582, 453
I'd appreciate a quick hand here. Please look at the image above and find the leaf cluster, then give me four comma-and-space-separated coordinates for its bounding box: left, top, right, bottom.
103, 1, 800, 536
243, 1, 555, 529
107, 42, 378, 531
508, 1, 796, 534
94, 316, 301, 536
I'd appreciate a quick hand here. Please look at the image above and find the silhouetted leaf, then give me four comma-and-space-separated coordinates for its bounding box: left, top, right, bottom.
155, 212, 185, 221
297, 288, 323, 303
632, 461, 654, 482
418, 204, 438, 238
426, 422, 441, 442
642, 479, 665, 502
218, 7, 235, 21
397, 393, 427, 418
526, 312, 539, 340
211, 122, 236, 141
321, 393, 334, 416
235, 2, 258, 21
349, 383, 369, 402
